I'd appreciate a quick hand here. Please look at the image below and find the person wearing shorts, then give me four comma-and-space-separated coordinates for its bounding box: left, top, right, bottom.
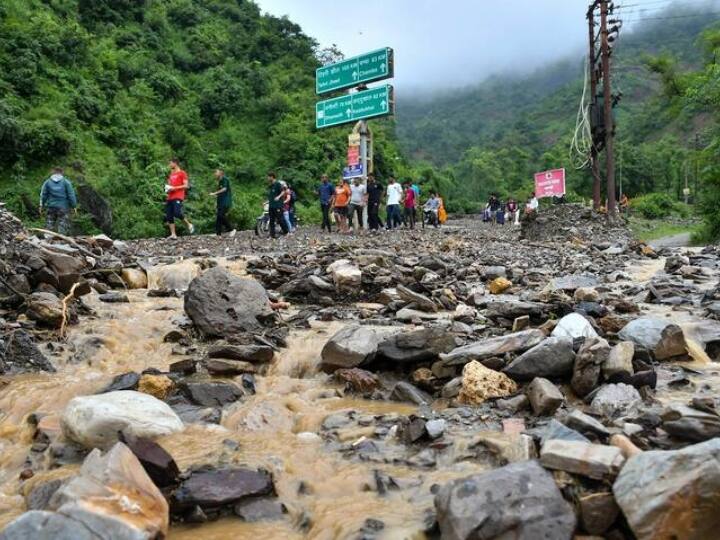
164, 158, 194, 239
331, 179, 351, 234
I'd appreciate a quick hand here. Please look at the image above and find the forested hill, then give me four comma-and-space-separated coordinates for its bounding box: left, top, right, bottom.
395, 3, 720, 212
0, 0, 402, 238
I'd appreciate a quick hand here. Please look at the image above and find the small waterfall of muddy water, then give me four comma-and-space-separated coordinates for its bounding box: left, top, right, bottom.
1, 253, 719, 539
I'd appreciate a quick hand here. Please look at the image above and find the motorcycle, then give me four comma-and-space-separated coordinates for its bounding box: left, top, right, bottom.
422, 208, 439, 229
254, 203, 270, 236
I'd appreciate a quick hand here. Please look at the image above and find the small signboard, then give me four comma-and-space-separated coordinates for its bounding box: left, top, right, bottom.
534, 169, 566, 198
343, 164, 364, 180
347, 146, 360, 166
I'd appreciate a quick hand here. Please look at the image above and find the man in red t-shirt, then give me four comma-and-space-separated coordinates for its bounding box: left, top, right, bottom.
164, 158, 194, 239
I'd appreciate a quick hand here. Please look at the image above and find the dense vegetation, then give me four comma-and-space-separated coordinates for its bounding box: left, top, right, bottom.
0, 0, 404, 237
397, 4, 720, 217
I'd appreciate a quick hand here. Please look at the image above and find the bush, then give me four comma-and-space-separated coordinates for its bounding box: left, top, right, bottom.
630, 192, 688, 219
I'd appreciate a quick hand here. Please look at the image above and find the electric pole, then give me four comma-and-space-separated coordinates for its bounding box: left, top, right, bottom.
587, 4, 601, 210
600, 0, 616, 215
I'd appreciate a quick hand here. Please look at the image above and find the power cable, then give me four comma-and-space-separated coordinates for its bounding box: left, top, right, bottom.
569, 55, 595, 170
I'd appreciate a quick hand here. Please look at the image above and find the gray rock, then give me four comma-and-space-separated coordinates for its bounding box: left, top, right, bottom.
0, 330, 55, 374
390, 382, 432, 406
617, 317, 671, 350
526, 378, 564, 416
184, 267, 272, 337
205, 358, 256, 376
579, 492, 619, 535
441, 377, 463, 399
571, 337, 610, 397
172, 468, 274, 511
541, 439, 625, 480
653, 324, 688, 361
661, 404, 720, 442
395, 308, 443, 322
207, 344, 274, 364
613, 438, 720, 540
320, 325, 382, 372
26, 292, 64, 328
0, 511, 111, 540
396, 284, 438, 312
590, 383, 642, 417
181, 381, 244, 407
440, 329, 546, 366
546, 274, 600, 292
425, 419, 446, 439
503, 337, 575, 381
26, 480, 64, 511
603, 341, 635, 379
564, 409, 609, 437
98, 292, 129, 303
552, 313, 599, 340
377, 327, 456, 364
434, 460, 576, 540
539, 419, 590, 445
234, 497, 285, 522
485, 300, 545, 320
496, 394, 530, 412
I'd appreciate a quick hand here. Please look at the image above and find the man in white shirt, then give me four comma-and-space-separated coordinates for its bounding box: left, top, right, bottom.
349, 178, 367, 231
386, 177, 403, 229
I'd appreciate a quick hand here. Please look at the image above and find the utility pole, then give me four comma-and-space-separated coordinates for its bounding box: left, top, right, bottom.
587, 4, 601, 210
359, 119, 370, 227
600, 0, 616, 215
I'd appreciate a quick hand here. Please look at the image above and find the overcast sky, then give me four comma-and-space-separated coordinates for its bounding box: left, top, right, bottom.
255, 0, 717, 92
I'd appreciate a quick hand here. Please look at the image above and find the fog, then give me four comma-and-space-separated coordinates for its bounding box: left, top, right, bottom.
255, 0, 720, 93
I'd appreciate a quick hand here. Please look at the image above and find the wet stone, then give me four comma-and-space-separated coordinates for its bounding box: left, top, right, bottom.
233, 497, 286, 522
125, 436, 180, 488
169, 358, 196, 375
173, 467, 274, 512
207, 344, 274, 364
540, 439, 625, 480
205, 358, 256, 376
181, 381, 244, 407
579, 492, 620, 535
99, 371, 140, 393
391, 381, 432, 406
334, 368, 380, 393
25, 479, 64, 511
98, 292, 129, 303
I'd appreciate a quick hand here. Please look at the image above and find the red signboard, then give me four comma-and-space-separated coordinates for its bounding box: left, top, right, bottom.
534, 169, 566, 198
347, 145, 360, 166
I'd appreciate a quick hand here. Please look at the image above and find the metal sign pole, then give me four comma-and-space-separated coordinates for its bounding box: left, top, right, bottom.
359, 120, 369, 228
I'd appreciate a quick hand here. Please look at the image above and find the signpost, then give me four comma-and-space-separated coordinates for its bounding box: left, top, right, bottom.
316, 48, 394, 94
534, 169, 566, 198
343, 164, 364, 180
315, 85, 394, 129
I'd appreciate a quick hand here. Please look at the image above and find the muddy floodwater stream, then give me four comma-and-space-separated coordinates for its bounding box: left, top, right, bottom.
1, 251, 720, 539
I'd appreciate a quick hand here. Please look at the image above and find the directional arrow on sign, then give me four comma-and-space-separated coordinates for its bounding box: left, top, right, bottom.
380, 100, 386, 109
352, 71, 358, 79
346, 108, 352, 116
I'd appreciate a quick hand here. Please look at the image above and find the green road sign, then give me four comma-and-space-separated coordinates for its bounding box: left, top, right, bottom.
315, 85, 394, 129
316, 48, 393, 94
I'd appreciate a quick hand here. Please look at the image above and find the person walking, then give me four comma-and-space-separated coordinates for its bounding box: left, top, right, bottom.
210, 169, 235, 236
39, 167, 78, 235
280, 182, 295, 233
318, 175, 333, 233
349, 177, 367, 232
164, 158, 194, 239
366, 174, 383, 232
403, 181, 416, 229
331, 178, 351, 234
267, 171, 288, 238
385, 177, 403, 230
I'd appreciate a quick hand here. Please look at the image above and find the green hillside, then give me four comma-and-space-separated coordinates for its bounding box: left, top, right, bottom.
0, 0, 403, 238
396, 4, 720, 212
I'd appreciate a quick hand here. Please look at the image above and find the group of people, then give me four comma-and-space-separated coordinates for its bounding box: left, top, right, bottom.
315, 174, 447, 235
482, 193, 539, 225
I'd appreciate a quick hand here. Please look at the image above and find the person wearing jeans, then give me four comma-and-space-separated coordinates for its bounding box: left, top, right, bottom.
317, 175, 333, 233
385, 177, 403, 229
348, 177, 367, 231
267, 171, 288, 238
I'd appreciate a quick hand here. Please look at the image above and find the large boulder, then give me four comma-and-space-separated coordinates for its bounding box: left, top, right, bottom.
613, 438, 720, 540
458, 360, 517, 405
440, 329, 546, 366
552, 313, 599, 340
26, 292, 64, 328
184, 267, 272, 337
503, 337, 575, 381
320, 325, 383, 372
377, 327, 456, 364
61, 390, 184, 449
434, 460, 576, 540
617, 317, 671, 349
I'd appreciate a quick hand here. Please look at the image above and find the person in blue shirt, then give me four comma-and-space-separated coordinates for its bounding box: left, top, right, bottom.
39, 167, 78, 235
317, 174, 334, 233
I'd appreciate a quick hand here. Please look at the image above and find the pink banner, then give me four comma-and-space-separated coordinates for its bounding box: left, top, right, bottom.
534, 169, 566, 198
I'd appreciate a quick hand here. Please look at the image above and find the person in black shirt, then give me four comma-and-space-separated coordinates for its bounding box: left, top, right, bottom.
366, 174, 383, 231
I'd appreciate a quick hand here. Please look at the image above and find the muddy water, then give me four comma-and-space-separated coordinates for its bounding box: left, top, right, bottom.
0, 267, 487, 538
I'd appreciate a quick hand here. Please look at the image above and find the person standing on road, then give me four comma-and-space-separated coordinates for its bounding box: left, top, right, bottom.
280, 182, 295, 233
210, 168, 235, 236
385, 177, 403, 230
164, 158, 194, 239
403, 181, 416, 229
349, 177, 367, 232
331, 178, 351, 234
366, 174, 383, 232
40, 167, 78, 235
267, 171, 288, 239
318, 175, 333, 233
